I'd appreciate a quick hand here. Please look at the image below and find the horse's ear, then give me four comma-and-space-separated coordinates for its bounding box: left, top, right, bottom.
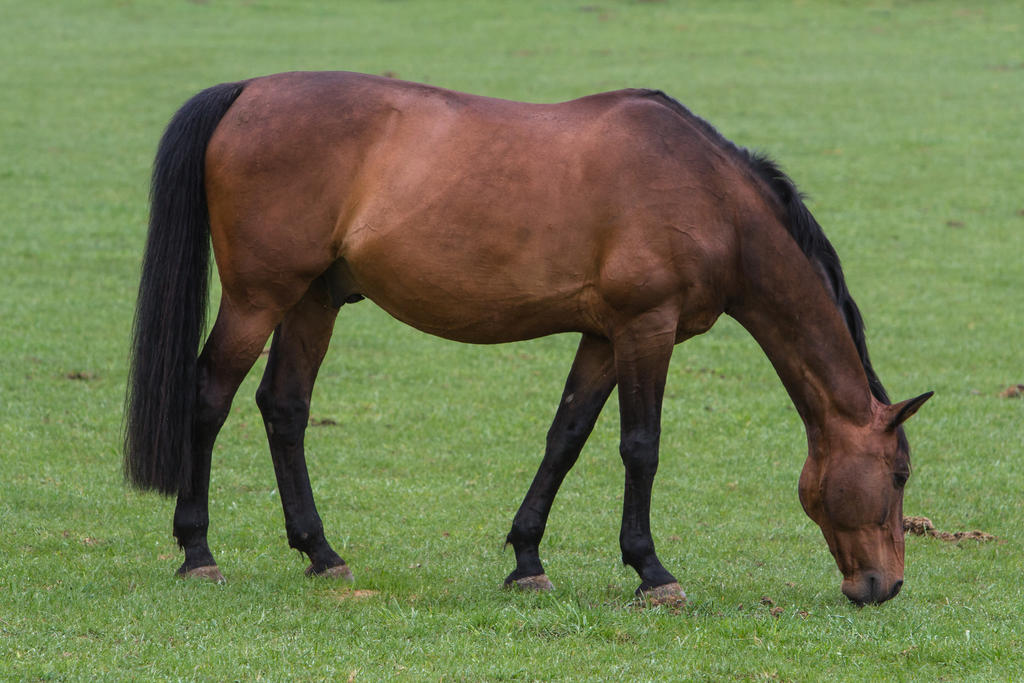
887, 391, 934, 431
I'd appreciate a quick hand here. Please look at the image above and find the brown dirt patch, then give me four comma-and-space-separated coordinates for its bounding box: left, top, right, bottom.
65, 371, 98, 381
903, 515, 936, 535
758, 596, 785, 618
903, 515, 996, 542
998, 384, 1024, 398
933, 529, 996, 542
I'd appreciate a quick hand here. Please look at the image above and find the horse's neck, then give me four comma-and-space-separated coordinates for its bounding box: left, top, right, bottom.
728, 220, 873, 439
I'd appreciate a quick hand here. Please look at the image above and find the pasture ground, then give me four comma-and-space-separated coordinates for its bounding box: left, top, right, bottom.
2, 1, 1022, 679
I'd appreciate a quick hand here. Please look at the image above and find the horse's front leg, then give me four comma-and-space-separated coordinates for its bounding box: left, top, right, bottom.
612, 310, 685, 601
504, 333, 616, 590
256, 285, 350, 578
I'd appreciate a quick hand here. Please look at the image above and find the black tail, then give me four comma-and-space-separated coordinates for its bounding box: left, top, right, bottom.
124, 81, 247, 495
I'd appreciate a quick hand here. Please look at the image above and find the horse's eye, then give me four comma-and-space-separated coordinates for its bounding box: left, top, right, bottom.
893, 471, 909, 489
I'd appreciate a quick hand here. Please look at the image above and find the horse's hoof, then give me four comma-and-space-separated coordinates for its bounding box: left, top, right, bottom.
504, 574, 554, 592
178, 565, 226, 584
637, 581, 686, 606
306, 563, 354, 581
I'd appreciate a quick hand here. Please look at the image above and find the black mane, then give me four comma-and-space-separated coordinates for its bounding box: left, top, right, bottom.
744, 152, 891, 405
643, 90, 891, 406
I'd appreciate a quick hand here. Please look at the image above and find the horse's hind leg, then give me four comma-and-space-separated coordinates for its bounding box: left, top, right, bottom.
174, 301, 279, 582
505, 333, 616, 590
255, 280, 350, 578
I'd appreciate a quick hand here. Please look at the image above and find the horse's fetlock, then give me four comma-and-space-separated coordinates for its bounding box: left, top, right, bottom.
508, 519, 543, 547
620, 534, 656, 568
286, 520, 325, 552
173, 509, 209, 544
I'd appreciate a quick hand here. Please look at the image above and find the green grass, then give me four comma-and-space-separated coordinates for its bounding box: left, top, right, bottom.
2, 0, 1022, 679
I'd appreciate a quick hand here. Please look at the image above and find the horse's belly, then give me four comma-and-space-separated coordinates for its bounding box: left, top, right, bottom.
363, 282, 588, 344
339, 234, 596, 344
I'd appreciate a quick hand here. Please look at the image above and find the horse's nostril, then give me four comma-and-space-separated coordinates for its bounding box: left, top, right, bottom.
842, 573, 903, 605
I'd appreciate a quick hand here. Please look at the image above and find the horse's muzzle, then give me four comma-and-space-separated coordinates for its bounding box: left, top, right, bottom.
842, 572, 903, 606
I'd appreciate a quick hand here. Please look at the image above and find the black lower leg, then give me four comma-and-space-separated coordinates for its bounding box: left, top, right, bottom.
259, 387, 346, 575
280, 475, 345, 575
504, 438, 585, 583
257, 295, 345, 576
173, 378, 229, 574
173, 497, 216, 573
619, 433, 677, 592
613, 316, 680, 594
505, 513, 548, 582
505, 334, 615, 586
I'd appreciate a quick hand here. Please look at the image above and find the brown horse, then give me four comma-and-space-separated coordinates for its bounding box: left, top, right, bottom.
125, 71, 931, 605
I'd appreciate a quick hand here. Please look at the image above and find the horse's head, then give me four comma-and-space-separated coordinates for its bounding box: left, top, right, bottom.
798, 391, 932, 605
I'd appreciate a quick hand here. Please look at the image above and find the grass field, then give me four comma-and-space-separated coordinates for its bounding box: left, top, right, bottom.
2, 0, 1022, 679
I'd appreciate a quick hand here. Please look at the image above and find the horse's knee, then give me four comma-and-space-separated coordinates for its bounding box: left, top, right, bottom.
619, 428, 660, 475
